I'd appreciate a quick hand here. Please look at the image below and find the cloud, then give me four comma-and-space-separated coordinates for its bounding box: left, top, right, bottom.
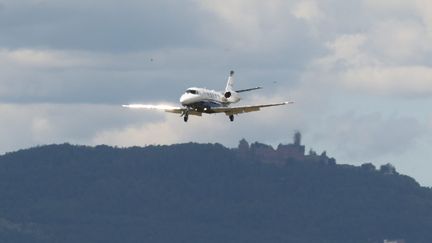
0, 48, 94, 68
0, 100, 299, 154
340, 66, 432, 98
368, 20, 431, 62
1, 0, 432, 186
196, 0, 318, 50
0, 103, 156, 153
292, 0, 324, 21
313, 112, 426, 162
92, 117, 183, 147
311, 18, 432, 98
317, 34, 371, 68
0, 48, 204, 104
0, 0, 321, 104
0, 0, 206, 51
92, 98, 298, 148
0, 45, 310, 104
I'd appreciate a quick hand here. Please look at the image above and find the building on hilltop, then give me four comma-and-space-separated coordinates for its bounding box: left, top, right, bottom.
236, 132, 335, 165
293, 131, 301, 146
238, 138, 249, 153
274, 131, 305, 161
380, 163, 397, 175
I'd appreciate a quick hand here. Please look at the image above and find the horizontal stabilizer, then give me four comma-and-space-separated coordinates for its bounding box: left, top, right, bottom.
235, 87, 262, 93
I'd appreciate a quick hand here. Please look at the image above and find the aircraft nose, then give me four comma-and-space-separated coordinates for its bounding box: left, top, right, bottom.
180, 94, 188, 105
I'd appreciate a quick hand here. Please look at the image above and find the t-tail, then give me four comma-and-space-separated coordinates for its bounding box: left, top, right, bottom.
223, 70, 262, 104
223, 70, 240, 103
225, 70, 235, 92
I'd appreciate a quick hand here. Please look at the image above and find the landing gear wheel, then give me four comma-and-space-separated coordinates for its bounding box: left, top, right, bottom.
229, 115, 234, 122
183, 115, 189, 122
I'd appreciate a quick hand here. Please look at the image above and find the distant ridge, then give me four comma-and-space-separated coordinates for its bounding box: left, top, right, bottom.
0, 134, 431, 243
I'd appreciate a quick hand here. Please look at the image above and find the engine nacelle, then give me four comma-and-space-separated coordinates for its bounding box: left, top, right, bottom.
224, 91, 231, 98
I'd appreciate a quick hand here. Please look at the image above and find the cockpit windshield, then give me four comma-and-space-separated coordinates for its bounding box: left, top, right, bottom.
186, 89, 198, 95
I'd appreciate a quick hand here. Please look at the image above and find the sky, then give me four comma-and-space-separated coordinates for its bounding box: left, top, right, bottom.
1, 0, 432, 186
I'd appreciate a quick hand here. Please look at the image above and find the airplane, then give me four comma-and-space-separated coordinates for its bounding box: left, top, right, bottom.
123, 70, 293, 122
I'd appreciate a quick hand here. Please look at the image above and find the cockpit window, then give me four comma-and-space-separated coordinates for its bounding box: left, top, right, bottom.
186, 89, 198, 94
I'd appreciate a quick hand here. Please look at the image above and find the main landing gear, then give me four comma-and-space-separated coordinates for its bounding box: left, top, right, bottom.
183, 114, 189, 122
229, 115, 234, 122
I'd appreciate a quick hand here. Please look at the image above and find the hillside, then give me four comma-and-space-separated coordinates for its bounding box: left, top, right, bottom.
0, 137, 431, 243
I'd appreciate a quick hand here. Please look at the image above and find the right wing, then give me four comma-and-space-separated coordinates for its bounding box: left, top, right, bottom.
122, 104, 202, 116
210, 101, 294, 115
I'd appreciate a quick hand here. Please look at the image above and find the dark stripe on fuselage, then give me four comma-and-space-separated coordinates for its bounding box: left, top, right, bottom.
186, 99, 226, 113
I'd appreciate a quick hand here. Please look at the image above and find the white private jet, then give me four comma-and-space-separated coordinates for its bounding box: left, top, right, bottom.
123, 71, 293, 122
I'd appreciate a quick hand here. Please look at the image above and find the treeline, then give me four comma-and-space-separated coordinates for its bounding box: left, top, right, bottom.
0, 143, 431, 243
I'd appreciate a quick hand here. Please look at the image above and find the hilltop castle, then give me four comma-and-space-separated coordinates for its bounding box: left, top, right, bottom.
236, 132, 336, 165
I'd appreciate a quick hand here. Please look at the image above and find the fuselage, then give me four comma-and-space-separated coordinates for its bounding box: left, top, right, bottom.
180, 87, 240, 112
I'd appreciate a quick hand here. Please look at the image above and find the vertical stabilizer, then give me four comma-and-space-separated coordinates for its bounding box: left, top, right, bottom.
225, 70, 235, 92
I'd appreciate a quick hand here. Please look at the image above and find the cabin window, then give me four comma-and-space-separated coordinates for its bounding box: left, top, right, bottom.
186, 89, 198, 94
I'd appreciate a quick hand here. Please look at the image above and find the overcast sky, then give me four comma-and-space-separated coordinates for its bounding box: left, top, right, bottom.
1, 0, 432, 186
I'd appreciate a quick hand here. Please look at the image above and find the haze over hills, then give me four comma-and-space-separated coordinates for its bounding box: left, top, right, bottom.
0, 133, 431, 243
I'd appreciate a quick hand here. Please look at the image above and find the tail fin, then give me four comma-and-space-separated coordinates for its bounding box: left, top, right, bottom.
225, 70, 235, 92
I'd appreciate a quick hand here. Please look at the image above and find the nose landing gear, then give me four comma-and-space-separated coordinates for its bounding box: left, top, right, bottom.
229, 115, 234, 122
181, 109, 190, 122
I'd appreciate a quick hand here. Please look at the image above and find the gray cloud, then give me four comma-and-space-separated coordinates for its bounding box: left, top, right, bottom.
0, 46, 313, 104
0, 0, 323, 104
313, 112, 426, 161
0, 103, 161, 153
0, 0, 207, 51
1, 0, 432, 186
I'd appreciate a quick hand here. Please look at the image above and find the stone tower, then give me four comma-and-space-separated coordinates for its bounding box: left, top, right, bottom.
294, 131, 301, 146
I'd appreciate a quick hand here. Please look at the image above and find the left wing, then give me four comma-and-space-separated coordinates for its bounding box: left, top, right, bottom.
122, 104, 202, 116
210, 101, 294, 115
122, 104, 184, 114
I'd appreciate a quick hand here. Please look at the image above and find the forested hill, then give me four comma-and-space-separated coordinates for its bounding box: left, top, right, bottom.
0, 141, 431, 243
